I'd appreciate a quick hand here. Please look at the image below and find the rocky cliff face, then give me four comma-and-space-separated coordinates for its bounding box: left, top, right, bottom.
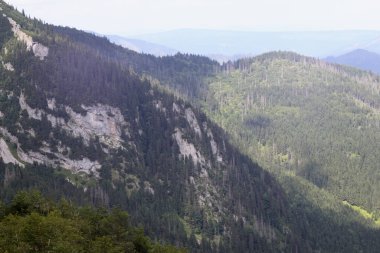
6, 16, 48, 60
64, 104, 129, 149
0, 91, 133, 177
0, 138, 22, 166
1, 85, 231, 216
19, 93, 128, 150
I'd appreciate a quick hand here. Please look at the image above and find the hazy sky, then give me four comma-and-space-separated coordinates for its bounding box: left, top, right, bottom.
4, 0, 380, 36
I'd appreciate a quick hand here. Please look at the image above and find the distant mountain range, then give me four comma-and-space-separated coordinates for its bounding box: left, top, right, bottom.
325, 49, 380, 74
107, 35, 177, 56
108, 32, 380, 72
107, 34, 248, 62
108, 30, 380, 65
130, 29, 380, 58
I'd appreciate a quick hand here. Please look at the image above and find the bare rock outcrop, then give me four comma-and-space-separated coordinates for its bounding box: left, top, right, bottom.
65, 104, 129, 149
32, 43, 49, 60
2, 62, 14, 71
203, 123, 223, 162
19, 92, 43, 120
185, 108, 202, 137
173, 128, 206, 166
19, 93, 129, 149
7, 17, 49, 60
17, 147, 101, 177
0, 138, 23, 166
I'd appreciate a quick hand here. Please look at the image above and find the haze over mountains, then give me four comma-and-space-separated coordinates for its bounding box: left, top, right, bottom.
130, 29, 380, 57
107, 35, 178, 56
115, 30, 380, 74
325, 49, 380, 74
109, 29, 380, 67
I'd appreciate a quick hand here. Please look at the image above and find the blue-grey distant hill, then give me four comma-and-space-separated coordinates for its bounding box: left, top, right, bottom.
325, 49, 380, 74
132, 29, 380, 58
107, 35, 178, 56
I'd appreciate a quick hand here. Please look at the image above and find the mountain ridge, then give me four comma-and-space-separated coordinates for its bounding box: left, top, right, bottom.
133, 29, 380, 57
325, 48, 380, 74
107, 35, 178, 56
201, 51, 380, 214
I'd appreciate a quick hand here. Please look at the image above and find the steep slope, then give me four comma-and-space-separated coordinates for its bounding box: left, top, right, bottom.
109, 29, 380, 234
325, 49, 380, 74
0, 2, 301, 252
1, 2, 380, 252
202, 52, 380, 215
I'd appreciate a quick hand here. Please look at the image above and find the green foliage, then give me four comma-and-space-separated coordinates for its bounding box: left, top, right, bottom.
0, 11, 12, 46
0, 190, 186, 253
0, 93, 21, 131
203, 52, 380, 214
343, 201, 380, 226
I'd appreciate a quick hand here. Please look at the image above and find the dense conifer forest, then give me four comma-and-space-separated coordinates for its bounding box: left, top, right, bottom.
0, 1, 380, 252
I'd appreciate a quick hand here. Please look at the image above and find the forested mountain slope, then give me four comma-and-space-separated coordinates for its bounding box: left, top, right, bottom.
0, 1, 380, 252
203, 52, 380, 215
0, 2, 305, 252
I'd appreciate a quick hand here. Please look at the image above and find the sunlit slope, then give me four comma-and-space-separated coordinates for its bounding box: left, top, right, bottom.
204, 52, 380, 213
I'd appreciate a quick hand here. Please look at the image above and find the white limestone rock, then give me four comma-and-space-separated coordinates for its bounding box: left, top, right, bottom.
172, 102, 181, 113
17, 147, 101, 177
173, 128, 206, 166
58, 156, 101, 177
19, 92, 43, 120
0, 138, 23, 166
185, 108, 202, 137
0, 127, 18, 143
19, 93, 129, 149
47, 98, 57, 110
7, 17, 49, 60
203, 122, 223, 162
65, 104, 129, 149
32, 43, 49, 60
2, 62, 14, 71
144, 181, 155, 195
